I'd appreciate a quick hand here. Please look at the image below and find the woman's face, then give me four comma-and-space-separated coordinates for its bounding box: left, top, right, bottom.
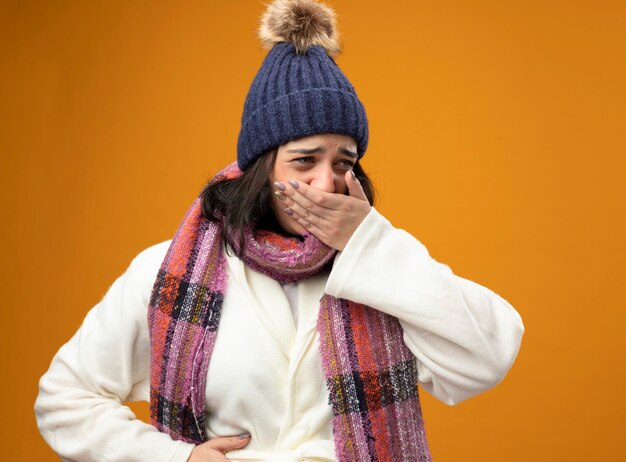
269, 133, 358, 236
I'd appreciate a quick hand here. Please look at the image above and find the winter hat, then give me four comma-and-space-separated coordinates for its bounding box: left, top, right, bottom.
236, 0, 369, 171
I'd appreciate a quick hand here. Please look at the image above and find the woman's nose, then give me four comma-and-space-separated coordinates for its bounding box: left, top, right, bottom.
309, 167, 336, 193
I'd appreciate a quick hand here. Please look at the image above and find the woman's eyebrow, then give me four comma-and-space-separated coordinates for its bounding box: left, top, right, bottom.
339, 147, 358, 158
286, 146, 358, 158
287, 147, 324, 154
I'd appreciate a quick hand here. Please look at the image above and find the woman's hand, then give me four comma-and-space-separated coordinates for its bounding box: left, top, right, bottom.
274, 169, 372, 251
187, 433, 251, 462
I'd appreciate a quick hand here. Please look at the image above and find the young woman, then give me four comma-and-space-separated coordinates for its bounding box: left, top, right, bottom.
35, 1, 524, 461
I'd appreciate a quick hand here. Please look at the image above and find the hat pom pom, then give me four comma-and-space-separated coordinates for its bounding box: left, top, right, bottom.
258, 0, 341, 56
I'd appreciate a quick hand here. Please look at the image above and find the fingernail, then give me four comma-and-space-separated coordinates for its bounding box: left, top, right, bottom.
273, 181, 286, 191
239, 432, 251, 439
288, 179, 299, 189
284, 207, 293, 215
274, 190, 287, 201
350, 170, 357, 181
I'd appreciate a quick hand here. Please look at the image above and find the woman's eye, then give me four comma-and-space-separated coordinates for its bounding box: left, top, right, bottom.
338, 160, 355, 168
294, 157, 314, 164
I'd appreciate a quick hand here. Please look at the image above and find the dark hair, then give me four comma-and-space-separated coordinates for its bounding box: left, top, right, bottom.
200, 148, 376, 258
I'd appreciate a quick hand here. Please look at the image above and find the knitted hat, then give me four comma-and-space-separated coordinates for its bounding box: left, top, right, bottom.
236, 0, 369, 171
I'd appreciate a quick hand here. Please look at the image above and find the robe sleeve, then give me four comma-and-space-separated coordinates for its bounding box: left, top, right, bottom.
324, 207, 525, 405
34, 241, 195, 462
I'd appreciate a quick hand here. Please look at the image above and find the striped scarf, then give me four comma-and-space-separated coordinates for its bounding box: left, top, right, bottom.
148, 162, 432, 461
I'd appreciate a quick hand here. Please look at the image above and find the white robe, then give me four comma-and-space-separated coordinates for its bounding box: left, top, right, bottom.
35, 207, 525, 462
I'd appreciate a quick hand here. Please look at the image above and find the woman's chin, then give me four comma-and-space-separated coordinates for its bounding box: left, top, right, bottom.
268, 203, 306, 237
281, 220, 306, 237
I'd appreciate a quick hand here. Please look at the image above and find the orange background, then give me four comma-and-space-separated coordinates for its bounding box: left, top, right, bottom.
2, 0, 625, 460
